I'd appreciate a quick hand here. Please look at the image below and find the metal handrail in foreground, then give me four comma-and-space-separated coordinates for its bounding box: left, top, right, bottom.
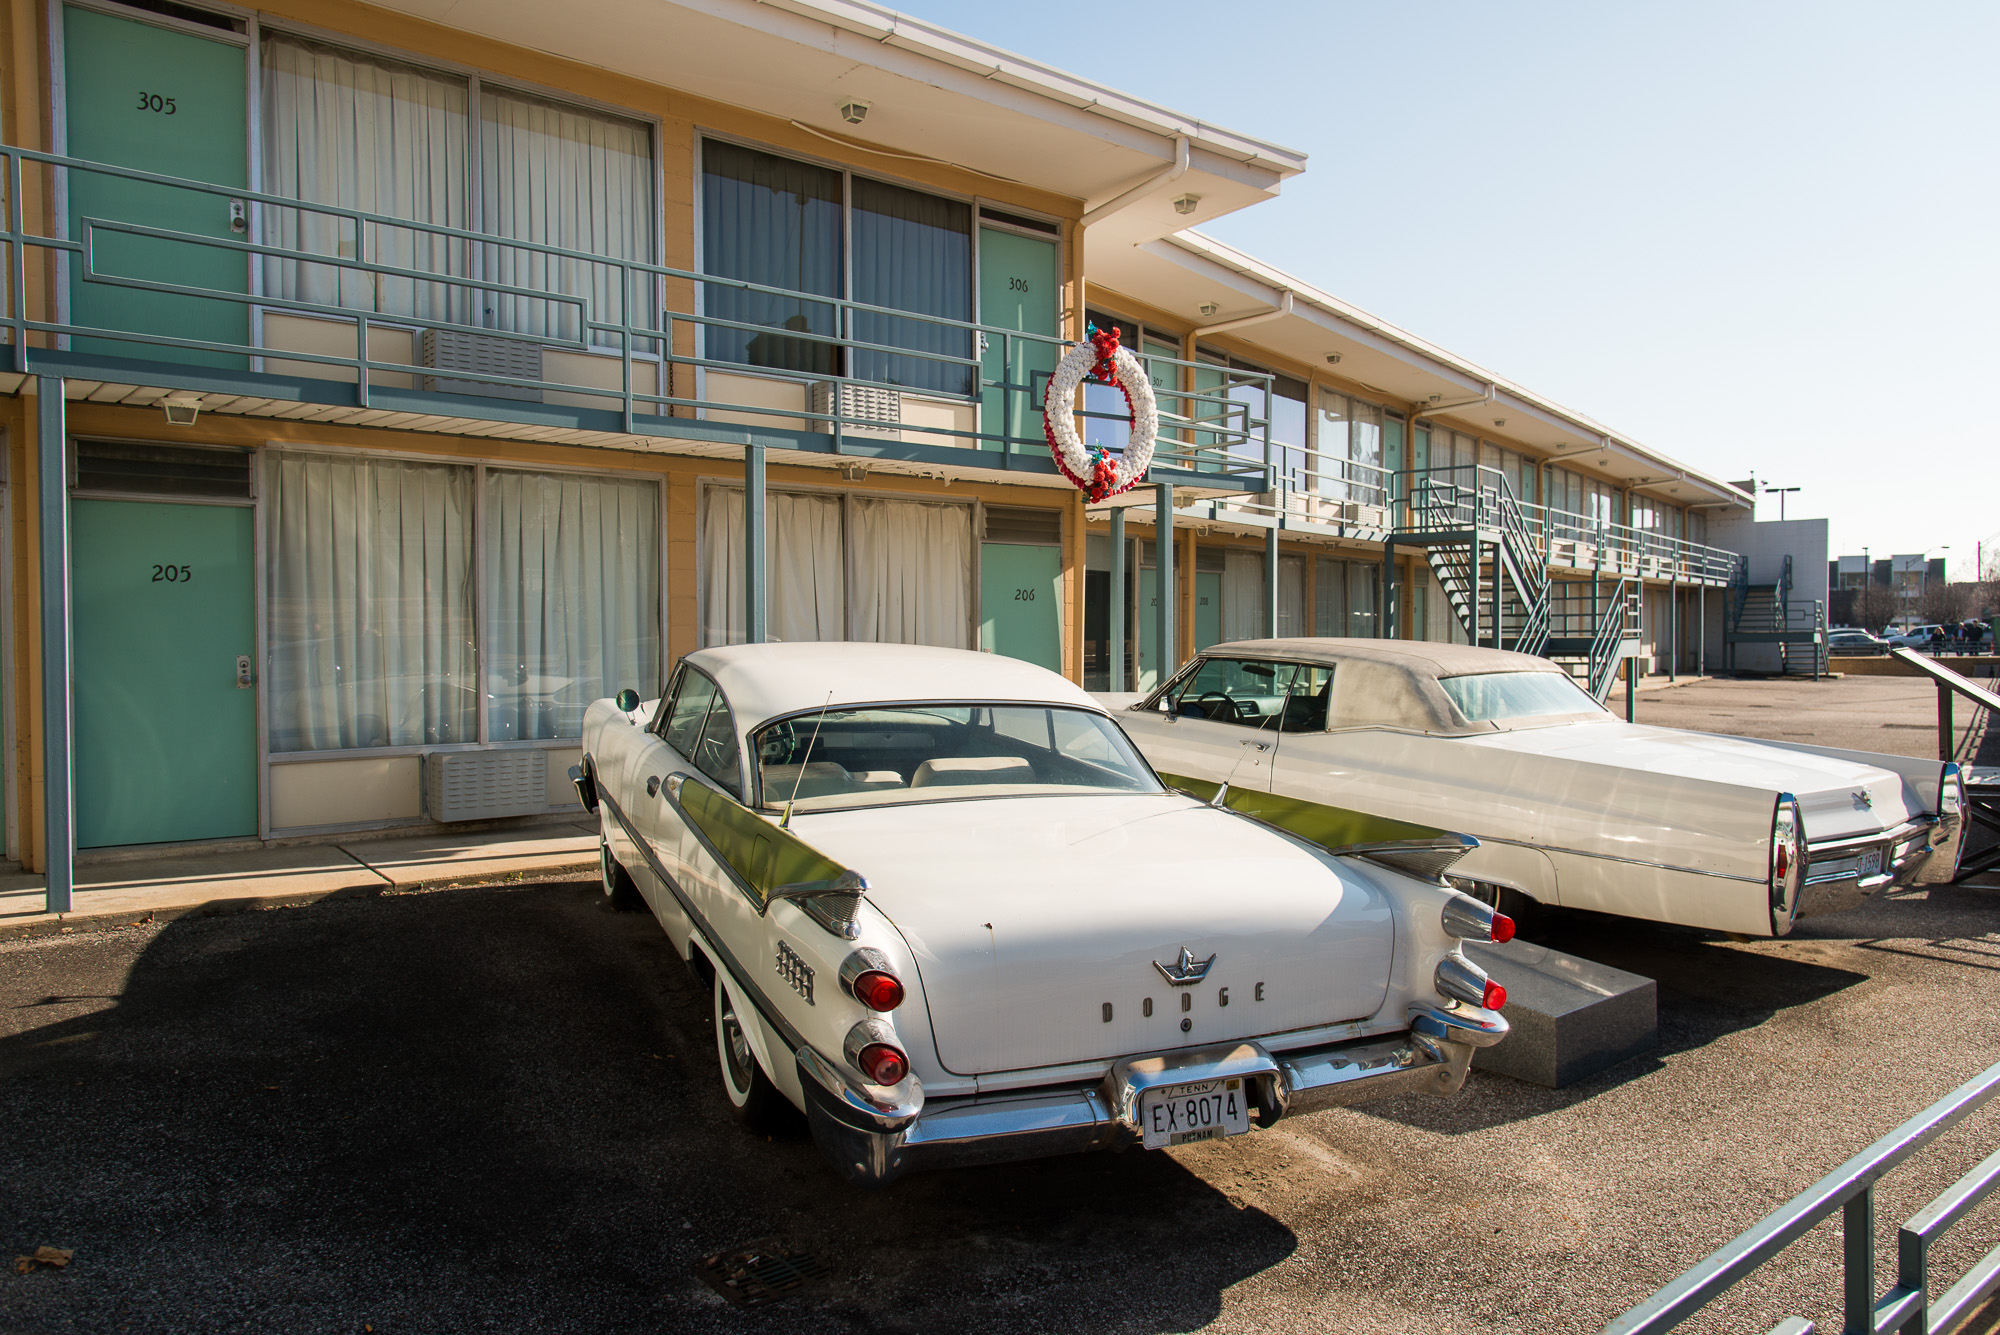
1606, 1059, 2000, 1335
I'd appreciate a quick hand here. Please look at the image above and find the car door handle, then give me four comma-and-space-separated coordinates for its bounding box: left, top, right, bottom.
645, 775, 661, 797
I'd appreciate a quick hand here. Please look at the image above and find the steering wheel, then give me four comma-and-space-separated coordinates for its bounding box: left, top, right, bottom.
1197, 691, 1252, 722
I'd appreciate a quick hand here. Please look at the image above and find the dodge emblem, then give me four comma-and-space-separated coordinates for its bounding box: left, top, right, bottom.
1853, 789, 1873, 810
1154, 947, 1217, 986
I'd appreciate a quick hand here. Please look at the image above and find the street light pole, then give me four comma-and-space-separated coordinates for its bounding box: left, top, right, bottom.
1763, 484, 1801, 521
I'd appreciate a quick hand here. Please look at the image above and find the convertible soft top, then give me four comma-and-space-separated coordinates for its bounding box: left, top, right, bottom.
686, 641, 1102, 731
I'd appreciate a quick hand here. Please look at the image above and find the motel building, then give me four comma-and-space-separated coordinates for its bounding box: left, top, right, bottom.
0, 0, 1784, 890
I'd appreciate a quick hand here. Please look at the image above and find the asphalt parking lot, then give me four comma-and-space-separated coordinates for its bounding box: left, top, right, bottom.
5, 675, 1999, 1335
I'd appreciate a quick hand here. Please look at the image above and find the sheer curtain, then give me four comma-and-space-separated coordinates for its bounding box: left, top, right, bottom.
699, 488, 845, 645
261, 34, 468, 321
851, 177, 972, 395
485, 471, 660, 740
851, 498, 970, 647
1277, 556, 1306, 637
1222, 550, 1265, 642
267, 454, 476, 751
701, 140, 843, 376
480, 90, 652, 346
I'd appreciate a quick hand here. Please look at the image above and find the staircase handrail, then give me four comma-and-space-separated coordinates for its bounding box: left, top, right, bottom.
1587, 580, 1638, 702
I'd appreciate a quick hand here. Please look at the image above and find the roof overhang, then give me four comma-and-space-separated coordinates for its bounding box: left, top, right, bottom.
1090, 231, 1751, 511
361, 0, 1304, 233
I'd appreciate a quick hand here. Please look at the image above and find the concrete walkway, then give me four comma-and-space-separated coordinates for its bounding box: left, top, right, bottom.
0, 821, 600, 941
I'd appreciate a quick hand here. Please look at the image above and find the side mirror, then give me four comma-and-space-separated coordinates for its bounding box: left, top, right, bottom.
615, 688, 640, 713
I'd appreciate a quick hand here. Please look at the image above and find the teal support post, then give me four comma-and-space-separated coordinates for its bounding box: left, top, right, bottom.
1155, 483, 1175, 680
744, 443, 767, 644
1264, 524, 1279, 637
38, 376, 72, 915
1109, 505, 1126, 690
1380, 539, 1396, 639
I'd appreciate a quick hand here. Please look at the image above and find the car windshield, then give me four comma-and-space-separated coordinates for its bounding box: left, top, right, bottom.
752, 704, 1162, 812
1440, 671, 1605, 724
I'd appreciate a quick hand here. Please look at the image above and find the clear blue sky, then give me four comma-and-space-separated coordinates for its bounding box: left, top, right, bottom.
912, 0, 1999, 581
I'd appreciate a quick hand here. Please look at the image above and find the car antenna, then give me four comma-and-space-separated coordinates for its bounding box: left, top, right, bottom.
1210, 668, 1296, 808
781, 691, 834, 829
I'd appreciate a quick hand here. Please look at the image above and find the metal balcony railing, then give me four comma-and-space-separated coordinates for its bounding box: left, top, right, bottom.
0, 147, 1272, 486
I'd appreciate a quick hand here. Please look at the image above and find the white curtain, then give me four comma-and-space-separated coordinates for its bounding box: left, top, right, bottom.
261, 34, 468, 322
851, 498, 970, 648
699, 488, 844, 646
1277, 555, 1307, 637
1222, 549, 1264, 642
480, 89, 653, 346
485, 471, 660, 740
267, 454, 476, 751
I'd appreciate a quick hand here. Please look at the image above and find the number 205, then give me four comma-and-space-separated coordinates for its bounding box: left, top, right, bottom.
151, 563, 191, 583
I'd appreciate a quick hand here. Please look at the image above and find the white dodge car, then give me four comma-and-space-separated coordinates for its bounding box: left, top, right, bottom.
575, 642, 1509, 1186
1109, 639, 1966, 939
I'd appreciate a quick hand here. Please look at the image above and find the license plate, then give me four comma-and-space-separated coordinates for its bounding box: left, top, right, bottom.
1139, 1078, 1250, 1149
1856, 846, 1883, 878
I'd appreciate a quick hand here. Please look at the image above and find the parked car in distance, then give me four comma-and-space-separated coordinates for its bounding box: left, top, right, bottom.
575, 642, 1509, 1186
1887, 625, 1946, 650
1827, 629, 1890, 655
1106, 639, 1967, 939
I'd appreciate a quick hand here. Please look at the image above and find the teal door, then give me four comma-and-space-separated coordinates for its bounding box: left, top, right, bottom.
64, 6, 248, 366
73, 499, 257, 846
1195, 570, 1221, 650
1137, 567, 1159, 691
979, 542, 1062, 670
977, 227, 1059, 452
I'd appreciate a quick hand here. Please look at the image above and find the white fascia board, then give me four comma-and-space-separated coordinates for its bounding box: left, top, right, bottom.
1160, 232, 1750, 504
746, 0, 1308, 174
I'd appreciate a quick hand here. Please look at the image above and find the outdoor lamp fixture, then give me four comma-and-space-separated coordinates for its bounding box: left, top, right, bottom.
161, 394, 201, 426
838, 98, 870, 125
1198, 301, 1220, 316
1493, 418, 1506, 427
1325, 353, 1343, 365
1172, 194, 1200, 215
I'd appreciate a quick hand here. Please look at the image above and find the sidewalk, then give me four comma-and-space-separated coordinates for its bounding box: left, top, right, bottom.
0, 821, 601, 941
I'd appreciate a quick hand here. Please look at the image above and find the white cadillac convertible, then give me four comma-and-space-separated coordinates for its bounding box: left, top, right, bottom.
1109, 639, 1967, 940
573, 642, 1510, 1186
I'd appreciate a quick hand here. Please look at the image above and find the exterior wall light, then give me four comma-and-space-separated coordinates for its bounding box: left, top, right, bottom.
1493, 418, 1506, 427
1198, 301, 1220, 316
839, 98, 870, 125
162, 395, 201, 426
1325, 353, 1343, 365
1172, 194, 1200, 215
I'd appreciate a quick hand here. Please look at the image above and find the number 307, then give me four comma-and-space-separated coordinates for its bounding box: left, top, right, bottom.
151, 564, 191, 583
136, 91, 177, 115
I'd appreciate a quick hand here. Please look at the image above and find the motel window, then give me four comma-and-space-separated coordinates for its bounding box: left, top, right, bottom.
702, 140, 975, 396
259, 33, 655, 345
1315, 391, 1387, 506
697, 486, 972, 649
1315, 557, 1380, 637
265, 453, 662, 753
1085, 311, 1183, 458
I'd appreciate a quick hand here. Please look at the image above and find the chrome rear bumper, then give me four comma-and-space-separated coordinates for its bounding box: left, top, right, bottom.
800, 1001, 1508, 1187
1800, 817, 1937, 919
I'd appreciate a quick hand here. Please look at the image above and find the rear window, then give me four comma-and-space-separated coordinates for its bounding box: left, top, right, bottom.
1440, 671, 1603, 724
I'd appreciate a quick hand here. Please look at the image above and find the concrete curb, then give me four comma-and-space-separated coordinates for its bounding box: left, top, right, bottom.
3, 862, 598, 943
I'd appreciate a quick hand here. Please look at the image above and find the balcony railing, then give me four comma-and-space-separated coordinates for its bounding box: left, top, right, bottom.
1208, 462, 1738, 584
0, 147, 1270, 488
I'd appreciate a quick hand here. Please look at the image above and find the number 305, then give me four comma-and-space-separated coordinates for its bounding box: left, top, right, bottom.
136, 91, 177, 115
151, 564, 191, 583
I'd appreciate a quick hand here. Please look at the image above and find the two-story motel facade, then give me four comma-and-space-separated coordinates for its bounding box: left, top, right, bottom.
0, 0, 1755, 889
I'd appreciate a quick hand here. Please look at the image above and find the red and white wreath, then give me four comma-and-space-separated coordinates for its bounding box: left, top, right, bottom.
1042, 324, 1157, 503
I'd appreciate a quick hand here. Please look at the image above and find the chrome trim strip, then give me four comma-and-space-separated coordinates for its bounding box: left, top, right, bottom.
1473, 834, 1767, 884
1805, 817, 1934, 856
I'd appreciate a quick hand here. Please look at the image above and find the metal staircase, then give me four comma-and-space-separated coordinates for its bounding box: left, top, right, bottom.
1725, 553, 1827, 677
1398, 466, 1635, 700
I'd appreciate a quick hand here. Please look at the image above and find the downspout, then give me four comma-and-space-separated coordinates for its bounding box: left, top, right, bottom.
1194, 291, 1295, 337
1079, 135, 1191, 229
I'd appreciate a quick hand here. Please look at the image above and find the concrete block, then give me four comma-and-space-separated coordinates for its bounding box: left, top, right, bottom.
1465, 940, 1657, 1088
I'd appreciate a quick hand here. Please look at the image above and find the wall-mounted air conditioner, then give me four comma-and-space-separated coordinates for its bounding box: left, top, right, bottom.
420, 329, 544, 402
424, 750, 548, 822
810, 381, 900, 436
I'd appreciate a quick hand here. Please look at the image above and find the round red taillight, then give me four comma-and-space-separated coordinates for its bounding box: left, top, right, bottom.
851, 970, 904, 1012
857, 1043, 908, 1086
1482, 980, 1508, 1012
1490, 913, 1516, 944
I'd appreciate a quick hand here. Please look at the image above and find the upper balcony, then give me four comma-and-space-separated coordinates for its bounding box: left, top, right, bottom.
0, 147, 1273, 498
1191, 460, 1742, 586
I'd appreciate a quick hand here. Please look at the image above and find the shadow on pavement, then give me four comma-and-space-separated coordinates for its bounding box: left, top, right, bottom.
0, 884, 1293, 1335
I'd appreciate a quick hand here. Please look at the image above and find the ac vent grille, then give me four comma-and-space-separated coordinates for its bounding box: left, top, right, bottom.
424, 750, 548, 822
420, 329, 544, 402
810, 381, 900, 436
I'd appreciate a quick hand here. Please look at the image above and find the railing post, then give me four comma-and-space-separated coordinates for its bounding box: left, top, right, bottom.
1381, 538, 1396, 640
1698, 584, 1707, 677
9, 150, 27, 375
1846, 1188, 1877, 1334
1155, 482, 1176, 682
744, 443, 767, 645
1001, 332, 1016, 454
1491, 543, 1504, 650
1895, 1224, 1929, 1335
1938, 682, 1953, 763
37, 375, 73, 915
1109, 505, 1126, 691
